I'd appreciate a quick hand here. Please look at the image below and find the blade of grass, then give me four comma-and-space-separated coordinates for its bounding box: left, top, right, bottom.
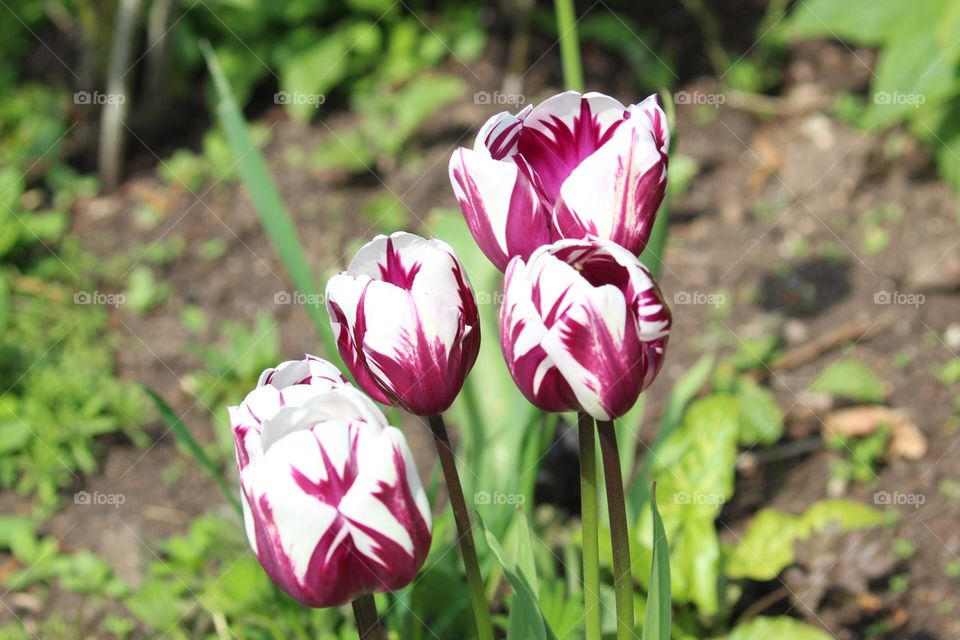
199, 41, 340, 366
143, 385, 241, 515
641, 483, 671, 640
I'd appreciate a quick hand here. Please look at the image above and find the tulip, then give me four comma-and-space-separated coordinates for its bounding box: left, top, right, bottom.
500, 237, 671, 421
449, 91, 668, 270
326, 232, 480, 417
229, 372, 432, 609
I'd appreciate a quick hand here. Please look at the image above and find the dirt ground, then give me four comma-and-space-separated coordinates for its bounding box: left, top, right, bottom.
5, 19, 960, 640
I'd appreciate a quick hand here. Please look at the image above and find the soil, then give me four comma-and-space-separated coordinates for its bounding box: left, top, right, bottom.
4, 6, 960, 640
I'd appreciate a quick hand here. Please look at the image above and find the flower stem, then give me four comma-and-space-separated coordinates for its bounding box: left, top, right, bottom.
597, 419, 635, 640
578, 412, 602, 640
351, 594, 384, 640
428, 414, 495, 640
554, 0, 584, 92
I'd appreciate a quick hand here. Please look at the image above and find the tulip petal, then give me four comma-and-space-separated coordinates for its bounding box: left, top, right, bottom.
499, 258, 581, 412
449, 147, 551, 271
552, 120, 665, 255
326, 275, 395, 405
474, 107, 532, 159
630, 94, 670, 157
517, 91, 629, 203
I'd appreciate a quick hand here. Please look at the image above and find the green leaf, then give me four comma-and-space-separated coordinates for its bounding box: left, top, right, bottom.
784, 0, 916, 45
202, 42, 339, 364
726, 499, 888, 580
479, 513, 557, 640
642, 485, 671, 640
725, 509, 806, 580
810, 359, 886, 403
278, 37, 349, 122
735, 377, 784, 447
725, 616, 832, 640
143, 386, 241, 515
629, 354, 715, 516
637, 394, 738, 614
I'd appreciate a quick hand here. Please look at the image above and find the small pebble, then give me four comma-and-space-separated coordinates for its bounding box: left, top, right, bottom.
945, 323, 960, 350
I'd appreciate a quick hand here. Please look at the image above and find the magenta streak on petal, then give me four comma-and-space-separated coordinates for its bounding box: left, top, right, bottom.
486, 120, 522, 160
449, 256, 481, 374
328, 291, 394, 406
364, 309, 468, 416
451, 156, 511, 270
233, 425, 251, 469
557, 304, 648, 420
517, 98, 625, 205
500, 313, 580, 413
606, 130, 667, 255
379, 237, 421, 290
530, 278, 575, 329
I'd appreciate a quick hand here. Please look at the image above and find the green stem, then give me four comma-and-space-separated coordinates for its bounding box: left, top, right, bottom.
351, 594, 384, 640
578, 412, 602, 640
427, 414, 495, 640
554, 0, 584, 92
597, 419, 635, 640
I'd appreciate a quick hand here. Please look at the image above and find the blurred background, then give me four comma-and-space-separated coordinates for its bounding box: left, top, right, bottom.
0, 0, 959, 638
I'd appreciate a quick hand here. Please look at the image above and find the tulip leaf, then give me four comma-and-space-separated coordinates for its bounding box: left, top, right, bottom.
201, 42, 341, 367
479, 512, 557, 640
735, 376, 784, 447
642, 483, 671, 640
143, 385, 241, 516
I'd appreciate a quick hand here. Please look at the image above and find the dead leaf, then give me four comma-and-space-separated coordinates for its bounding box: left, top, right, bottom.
823, 406, 904, 438
889, 420, 927, 460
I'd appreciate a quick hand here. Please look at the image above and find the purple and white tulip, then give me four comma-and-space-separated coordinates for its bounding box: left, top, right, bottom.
228, 361, 432, 608
449, 91, 669, 270
326, 232, 480, 416
500, 238, 671, 421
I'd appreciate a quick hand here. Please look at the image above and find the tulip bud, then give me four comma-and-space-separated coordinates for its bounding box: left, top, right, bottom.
229, 367, 431, 608
449, 91, 669, 270
500, 238, 671, 420
326, 232, 480, 416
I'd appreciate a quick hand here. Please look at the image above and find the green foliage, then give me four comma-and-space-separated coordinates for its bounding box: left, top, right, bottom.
810, 359, 887, 403
724, 616, 833, 640
785, 0, 960, 191
642, 486, 671, 640
726, 499, 889, 580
